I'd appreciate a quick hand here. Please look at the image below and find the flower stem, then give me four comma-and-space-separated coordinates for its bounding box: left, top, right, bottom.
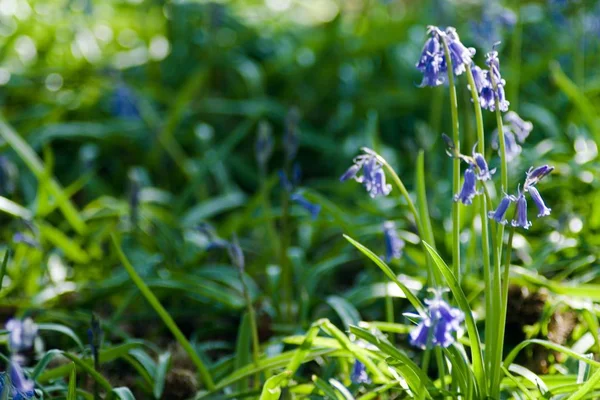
238, 267, 261, 387
466, 67, 496, 380
440, 36, 461, 282
490, 70, 508, 398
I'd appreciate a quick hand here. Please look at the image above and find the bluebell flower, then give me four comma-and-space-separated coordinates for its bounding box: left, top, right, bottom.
408, 291, 464, 350
9, 361, 35, 400
351, 360, 371, 384
471, 2, 516, 49
524, 165, 554, 188
488, 194, 515, 225
340, 150, 391, 198
291, 193, 321, 220
469, 65, 488, 93
472, 148, 495, 181
483, 50, 510, 112
255, 121, 274, 169
504, 111, 533, 143
6, 318, 38, 354
444, 27, 475, 76
383, 221, 405, 262
526, 186, 551, 217
511, 192, 532, 229
492, 128, 521, 161
416, 34, 446, 87
454, 167, 479, 205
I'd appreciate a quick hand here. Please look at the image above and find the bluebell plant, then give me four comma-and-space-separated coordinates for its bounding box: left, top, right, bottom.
492, 111, 533, 160
3, 318, 38, 399
351, 360, 371, 384
406, 290, 464, 350
340, 148, 392, 198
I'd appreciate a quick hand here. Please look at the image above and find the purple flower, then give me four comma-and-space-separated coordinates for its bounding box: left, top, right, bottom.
351, 360, 371, 384
525, 165, 554, 188
340, 151, 391, 198
111, 84, 140, 119
383, 221, 405, 262
291, 193, 321, 220
492, 128, 522, 161
416, 34, 446, 87
488, 194, 515, 225
445, 27, 475, 76
504, 111, 533, 142
9, 361, 35, 400
409, 291, 464, 350
511, 192, 532, 229
454, 167, 479, 205
472, 148, 495, 181
469, 65, 488, 93
527, 186, 551, 217
6, 318, 38, 354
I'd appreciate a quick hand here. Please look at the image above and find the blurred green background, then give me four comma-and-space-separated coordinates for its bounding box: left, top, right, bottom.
1, 0, 600, 397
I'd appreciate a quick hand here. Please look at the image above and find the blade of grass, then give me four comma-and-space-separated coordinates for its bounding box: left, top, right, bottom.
259, 371, 291, 400
67, 363, 77, 400
0, 116, 87, 234
110, 234, 215, 390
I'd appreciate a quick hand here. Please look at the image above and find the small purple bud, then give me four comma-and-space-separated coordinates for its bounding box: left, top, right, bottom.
511, 193, 532, 229
291, 193, 321, 220
525, 165, 554, 188
454, 167, 478, 205
527, 186, 551, 217
383, 221, 405, 262
473, 150, 495, 181
488, 195, 514, 224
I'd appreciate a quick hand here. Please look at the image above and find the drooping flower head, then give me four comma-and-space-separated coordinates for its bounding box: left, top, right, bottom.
383, 221, 405, 262
416, 26, 474, 87
351, 360, 371, 384
340, 149, 391, 198
408, 290, 464, 350
527, 186, 551, 217
488, 194, 515, 225
470, 145, 495, 181
511, 190, 532, 229
291, 193, 321, 220
6, 318, 38, 354
454, 167, 479, 205
524, 165, 554, 189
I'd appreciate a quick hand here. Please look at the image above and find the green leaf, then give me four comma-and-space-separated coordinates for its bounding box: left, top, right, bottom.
326, 295, 360, 328
503, 339, 600, 369
568, 365, 600, 400
312, 375, 342, 400
421, 241, 486, 398
111, 387, 136, 400
416, 150, 436, 250
507, 364, 548, 395
38, 323, 85, 351
234, 313, 252, 392
285, 321, 321, 376
0, 196, 33, 219
343, 235, 425, 314
153, 352, 171, 399
67, 363, 77, 400
0, 250, 9, 294
259, 371, 291, 400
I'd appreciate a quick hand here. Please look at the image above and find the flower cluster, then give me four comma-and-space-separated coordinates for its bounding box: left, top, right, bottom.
351, 360, 371, 384
383, 221, 405, 262
407, 290, 464, 350
488, 165, 554, 229
471, 50, 510, 112
2, 318, 38, 400
492, 112, 534, 160
340, 149, 392, 198
416, 26, 475, 87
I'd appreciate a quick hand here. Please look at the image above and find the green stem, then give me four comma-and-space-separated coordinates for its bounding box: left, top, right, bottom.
238, 268, 261, 388
440, 36, 461, 282
280, 184, 292, 322
111, 234, 215, 390
384, 293, 395, 345
490, 68, 508, 399
465, 67, 495, 380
